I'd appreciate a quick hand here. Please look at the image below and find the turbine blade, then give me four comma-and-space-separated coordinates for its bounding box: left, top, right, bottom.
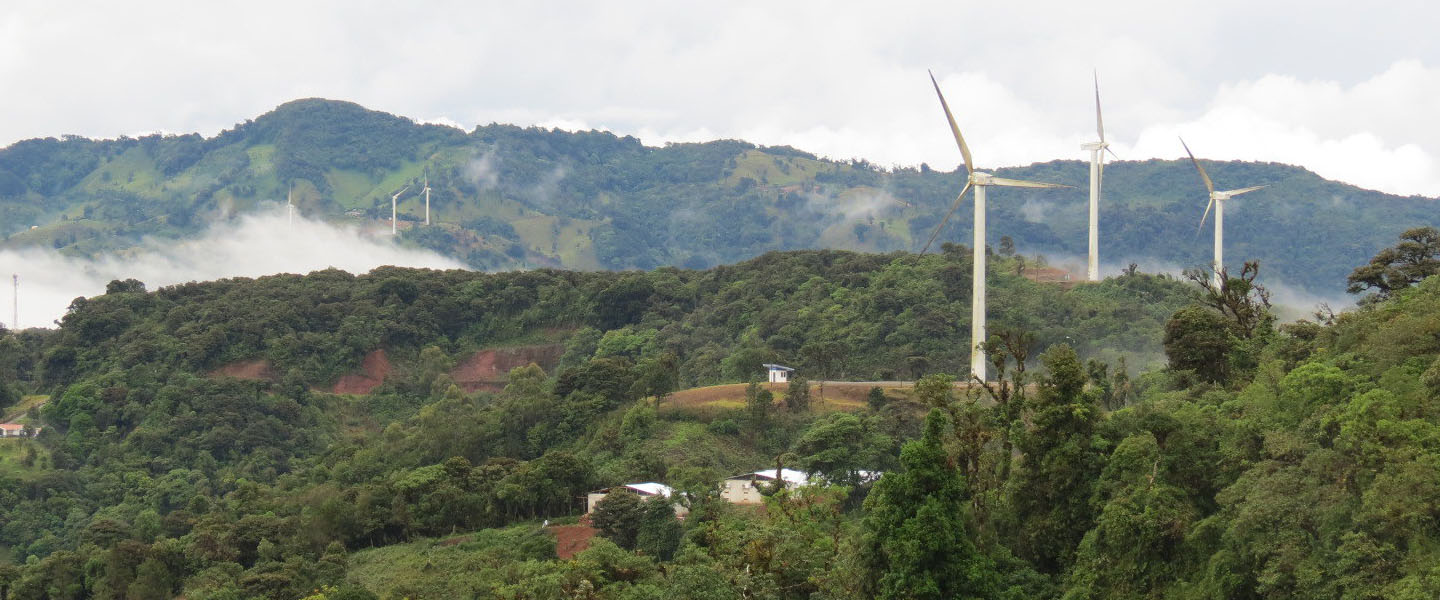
1225, 185, 1267, 197
920, 181, 973, 254
1105, 146, 1120, 161
1197, 196, 1215, 235
928, 70, 974, 176
987, 176, 1072, 189
1179, 137, 1214, 196
1094, 70, 1105, 143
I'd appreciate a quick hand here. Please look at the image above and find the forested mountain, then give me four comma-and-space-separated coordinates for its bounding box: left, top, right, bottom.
1, 98, 1435, 295
3, 240, 1440, 598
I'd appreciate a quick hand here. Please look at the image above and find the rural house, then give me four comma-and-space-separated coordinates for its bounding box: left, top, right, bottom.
762, 363, 795, 383
586, 482, 690, 517
721, 468, 810, 504
0, 423, 33, 438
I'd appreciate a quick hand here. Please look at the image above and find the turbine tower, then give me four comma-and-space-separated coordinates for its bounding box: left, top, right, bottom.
287, 185, 295, 228
1081, 72, 1118, 281
922, 71, 1071, 381
1180, 139, 1266, 288
422, 171, 432, 226
11, 274, 17, 331
391, 186, 410, 235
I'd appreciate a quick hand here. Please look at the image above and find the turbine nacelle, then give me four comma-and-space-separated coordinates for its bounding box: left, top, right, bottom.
1211, 185, 1267, 202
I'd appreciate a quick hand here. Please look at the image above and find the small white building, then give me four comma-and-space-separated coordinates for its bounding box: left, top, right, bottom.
720, 468, 810, 504
763, 364, 795, 384
586, 482, 690, 518
0, 423, 29, 438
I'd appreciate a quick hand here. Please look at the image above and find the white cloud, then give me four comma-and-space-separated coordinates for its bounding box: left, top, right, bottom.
0, 1, 1437, 196
0, 210, 464, 329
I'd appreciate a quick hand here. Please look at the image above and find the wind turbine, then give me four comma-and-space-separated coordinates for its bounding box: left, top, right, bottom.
922, 71, 1071, 381
287, 185, 295, 229
391, 186, 410, 235
1081, 72, 1118, 281
1180, 138, 1266, 288
422, 171, 432, 226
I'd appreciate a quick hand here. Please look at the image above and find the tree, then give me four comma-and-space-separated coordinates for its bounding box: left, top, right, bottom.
866, 386, 888, 412
634, 497, 682, 561
1163, 306, 1233, 384
591, 489, 646, 550
1347, 226, 1440, 300
744, 381, 773, 427
631, 352, 679, 410
793, 413, 868, 486
1184, 261, 1272, 339
861, 409, 999, 599
1010, 344, 1102, 573
785, 377, 811, 412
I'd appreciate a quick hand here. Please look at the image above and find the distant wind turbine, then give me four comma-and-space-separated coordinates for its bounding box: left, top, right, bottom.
287, 185, 295, 229
422, 171, 432, 226
1180, 138, 1267, 288
922, 71, 1071, 381
391, 186, 411, 235
1081, 72, 1119, 281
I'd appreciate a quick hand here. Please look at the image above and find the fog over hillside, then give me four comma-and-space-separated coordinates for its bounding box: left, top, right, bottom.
0, 210, 463, 329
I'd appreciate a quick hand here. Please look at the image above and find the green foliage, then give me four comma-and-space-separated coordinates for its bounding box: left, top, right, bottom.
1009, 345, 1103, 573
784, 377, 810, 412
862, 409, 999, 599
1347, 226, 1440, 300
591, 490, 646, 550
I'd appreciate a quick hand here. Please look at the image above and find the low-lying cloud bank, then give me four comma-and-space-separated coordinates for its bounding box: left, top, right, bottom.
0, 211, 465, 330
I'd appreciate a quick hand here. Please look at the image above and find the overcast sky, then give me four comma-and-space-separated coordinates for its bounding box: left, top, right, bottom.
2, 0, 1437, 196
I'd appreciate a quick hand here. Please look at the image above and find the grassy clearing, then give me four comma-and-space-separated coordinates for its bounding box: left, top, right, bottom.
0, 438, 48, 480
662, 382, 901, 419
725, 150, 839, 187
346, 524, 556, 598
3, 395, 49, 423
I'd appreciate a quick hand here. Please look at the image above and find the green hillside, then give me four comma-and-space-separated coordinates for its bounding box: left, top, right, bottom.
3, 238, 1440, 596
2, 98, 1435, 293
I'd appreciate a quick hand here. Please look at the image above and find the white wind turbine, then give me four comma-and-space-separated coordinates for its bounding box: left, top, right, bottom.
287, 185, 295, 229
391, 185, 410, 235
1081, 72, 1118, 281
1180, 138, 1266, 288
422, 171, 432, 226
922, 71, 1071, 381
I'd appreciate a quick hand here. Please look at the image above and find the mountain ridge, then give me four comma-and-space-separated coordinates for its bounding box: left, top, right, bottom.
1, 98, 1435, 294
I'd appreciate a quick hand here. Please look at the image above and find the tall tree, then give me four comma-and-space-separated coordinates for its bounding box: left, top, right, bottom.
1010, 344, 1102, 573
861, 409, 999, 600
1347, 226, 1440, 300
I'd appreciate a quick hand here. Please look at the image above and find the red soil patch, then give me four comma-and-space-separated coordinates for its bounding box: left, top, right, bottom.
450, 344, 565, 393
331, 349, 392, 395
551, 524, 597, 559
209, 359, 278, 382
1023, 265, 1080, 289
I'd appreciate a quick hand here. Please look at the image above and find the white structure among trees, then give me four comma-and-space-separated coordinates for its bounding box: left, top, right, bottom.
763, 363, 795, 383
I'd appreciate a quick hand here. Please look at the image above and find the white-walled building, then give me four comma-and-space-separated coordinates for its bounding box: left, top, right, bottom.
0, 423, 33, 438
586, 482, 689, 518
763, 364, 795, 383
720, 468, 810, 504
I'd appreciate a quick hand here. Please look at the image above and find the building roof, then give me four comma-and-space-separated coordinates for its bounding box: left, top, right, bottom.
727, 468, 810, 486
0, 423, 23, 431
761, 363, 795, 372
594, 482, 675, 497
